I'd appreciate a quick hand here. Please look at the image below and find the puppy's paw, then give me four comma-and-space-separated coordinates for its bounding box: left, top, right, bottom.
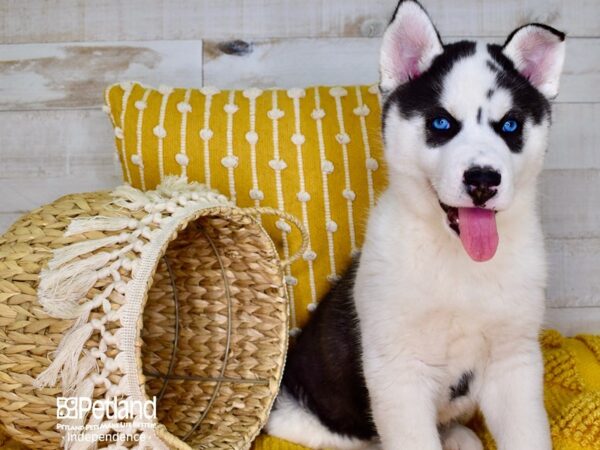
441, 424, 483, 450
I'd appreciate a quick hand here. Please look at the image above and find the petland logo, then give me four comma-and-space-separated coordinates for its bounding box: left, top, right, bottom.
57, 396, 157, 421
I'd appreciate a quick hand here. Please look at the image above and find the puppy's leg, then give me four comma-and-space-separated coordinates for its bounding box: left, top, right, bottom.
479, 341, 551, 450
364, 356, 443, 450
440, 424, 483, 450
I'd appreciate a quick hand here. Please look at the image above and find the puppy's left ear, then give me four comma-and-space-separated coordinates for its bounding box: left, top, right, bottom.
380, 0, 443, 94
503, 24, 566, 99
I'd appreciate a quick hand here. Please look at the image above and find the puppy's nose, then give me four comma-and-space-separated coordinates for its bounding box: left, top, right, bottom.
463, 166, 501, 206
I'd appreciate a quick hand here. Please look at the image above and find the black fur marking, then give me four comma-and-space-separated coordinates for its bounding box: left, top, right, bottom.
487, 44, 551, 126
486, 60, 501, 73
486, 44, 552, 153
425, 108, 461, 147
486, 89, 495, 99
504, 23, 565, 48
387, 41, 476, 118
490, 111, 524, 153
383, 41, 476, 145
281, 258, 377, 440
476, 107, 482, 124
450, 371, 473, 400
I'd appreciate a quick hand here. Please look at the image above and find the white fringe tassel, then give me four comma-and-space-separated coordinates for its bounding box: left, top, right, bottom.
39, 253, 113, 319
157, 175, 192, 196
51, 235, 123, 270
111, 185, 152, 211
65, 216, 133, 237
33, 322, 94, 390
71, 353, 98, 392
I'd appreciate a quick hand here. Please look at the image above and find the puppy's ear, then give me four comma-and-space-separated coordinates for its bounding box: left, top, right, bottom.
503, 24, 566, 99
380, 0, 443, 94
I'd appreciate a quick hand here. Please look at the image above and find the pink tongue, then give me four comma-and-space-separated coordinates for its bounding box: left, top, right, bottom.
458, 208, 499, 262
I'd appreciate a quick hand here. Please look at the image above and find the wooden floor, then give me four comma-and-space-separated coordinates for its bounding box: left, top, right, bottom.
1, 0, 599, 333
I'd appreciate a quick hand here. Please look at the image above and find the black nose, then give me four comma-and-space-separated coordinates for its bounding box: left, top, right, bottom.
463, 166, 501, 206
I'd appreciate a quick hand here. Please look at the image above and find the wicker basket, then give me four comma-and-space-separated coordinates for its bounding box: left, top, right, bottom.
0, 177, 307, 449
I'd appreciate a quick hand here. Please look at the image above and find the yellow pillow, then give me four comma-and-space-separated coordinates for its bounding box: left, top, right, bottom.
105, 81, 387, 332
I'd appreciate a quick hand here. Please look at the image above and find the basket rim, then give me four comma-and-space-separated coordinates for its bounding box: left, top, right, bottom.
134, 204, 290, 449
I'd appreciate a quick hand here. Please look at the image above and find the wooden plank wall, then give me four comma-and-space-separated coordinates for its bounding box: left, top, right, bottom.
0, 0, 598, 333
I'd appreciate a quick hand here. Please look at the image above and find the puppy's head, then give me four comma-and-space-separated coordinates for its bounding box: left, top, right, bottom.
380, 0, 565, 261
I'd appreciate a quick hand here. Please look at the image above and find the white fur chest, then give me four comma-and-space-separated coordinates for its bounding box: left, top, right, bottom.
353, 188, 547, 421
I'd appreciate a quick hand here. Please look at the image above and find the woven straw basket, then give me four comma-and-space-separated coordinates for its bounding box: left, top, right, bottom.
0, 177, 307, 449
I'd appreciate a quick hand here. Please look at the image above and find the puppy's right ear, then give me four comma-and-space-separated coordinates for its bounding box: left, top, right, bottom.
380, 0, 443, 94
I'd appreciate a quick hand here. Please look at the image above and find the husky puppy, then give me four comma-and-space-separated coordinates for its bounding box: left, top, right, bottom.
266, 1, 566, 449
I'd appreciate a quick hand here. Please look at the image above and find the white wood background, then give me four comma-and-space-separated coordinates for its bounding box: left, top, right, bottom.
0, 0, 598, 334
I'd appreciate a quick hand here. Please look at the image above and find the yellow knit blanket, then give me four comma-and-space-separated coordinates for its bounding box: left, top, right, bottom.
0, 333, 597, 449
253, 330, 600, 450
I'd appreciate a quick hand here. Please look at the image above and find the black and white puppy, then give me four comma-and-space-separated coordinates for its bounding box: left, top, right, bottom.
266, 1, 566, 449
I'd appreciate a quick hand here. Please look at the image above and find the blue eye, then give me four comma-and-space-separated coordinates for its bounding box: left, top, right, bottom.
432, 117, 451, 130
502, 119, 519, 133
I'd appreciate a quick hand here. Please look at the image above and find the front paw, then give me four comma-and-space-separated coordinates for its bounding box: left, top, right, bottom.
441, 424, 483, 450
